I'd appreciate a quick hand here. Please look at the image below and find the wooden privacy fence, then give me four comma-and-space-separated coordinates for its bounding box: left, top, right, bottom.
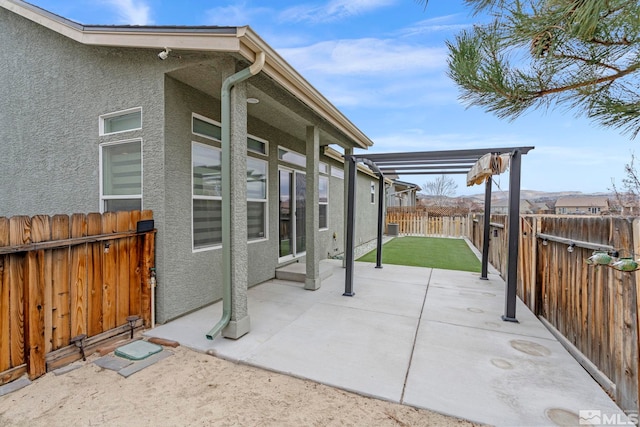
0, 210, 155, 385
471, 214, 640, 414
386, 210, 471, 238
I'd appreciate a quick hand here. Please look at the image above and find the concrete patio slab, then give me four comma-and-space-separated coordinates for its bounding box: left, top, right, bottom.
403, 321, 623, 426
423, 282, 556, 340
246, 302, 418, 402
145, 261, 628, 426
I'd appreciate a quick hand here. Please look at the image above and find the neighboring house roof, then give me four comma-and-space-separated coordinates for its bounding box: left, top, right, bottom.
391, 179, 421, 192
530, 202, 550, 211
490, 199, 535, 213
0, 0, 373, 150
555, 196, 609, 208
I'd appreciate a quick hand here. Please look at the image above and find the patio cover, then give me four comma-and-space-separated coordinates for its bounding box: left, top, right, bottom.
345, 146, 534, 322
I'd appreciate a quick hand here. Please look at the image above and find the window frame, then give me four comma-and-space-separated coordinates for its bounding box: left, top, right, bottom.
99, 138, 143, 213
247, 155, 269, 243
370, 182, 376, 204
278, 146, 306, 168
331, 165, 344, 179
192, 113, 222, 142
192, 142, 223, 252
248, 135, 269, 156
99, 107, 142, 136
319, 174, 329, 230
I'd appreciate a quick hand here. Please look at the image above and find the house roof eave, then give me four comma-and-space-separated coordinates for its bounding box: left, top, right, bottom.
1, 0, 373, 151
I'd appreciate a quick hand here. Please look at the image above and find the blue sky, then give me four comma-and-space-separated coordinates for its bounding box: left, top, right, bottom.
27, 0, 635, 197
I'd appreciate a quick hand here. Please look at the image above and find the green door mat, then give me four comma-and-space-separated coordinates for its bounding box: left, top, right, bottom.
115, 340, 163, 360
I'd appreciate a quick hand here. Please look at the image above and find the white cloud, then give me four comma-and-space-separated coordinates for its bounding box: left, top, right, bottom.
205, 2, 270, 26
279, 0, 396, 24
397, 16, 471, 38
104, 0, 152, 25
279, 38, 447, 76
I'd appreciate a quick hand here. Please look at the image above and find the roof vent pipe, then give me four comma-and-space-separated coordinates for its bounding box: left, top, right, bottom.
207, 51, 265, 340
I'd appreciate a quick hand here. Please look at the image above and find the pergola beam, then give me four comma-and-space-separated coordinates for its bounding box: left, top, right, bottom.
380, 171, 469, 175
342, 145, 534, 325
383, 165, 470, 172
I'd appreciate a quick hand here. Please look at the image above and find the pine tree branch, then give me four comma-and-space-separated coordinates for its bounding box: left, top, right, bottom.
551, 53, 621, 72
529, 63, 639, 98
588, 36, 632, 47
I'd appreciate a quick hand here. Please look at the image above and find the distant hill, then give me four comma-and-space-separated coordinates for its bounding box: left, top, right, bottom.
462, 190, 613, 203
418, 190, 615, 204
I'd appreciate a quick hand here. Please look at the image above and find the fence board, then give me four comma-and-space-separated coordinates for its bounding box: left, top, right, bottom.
116, 212, 131, 326
0, 217, 9, 372
26, 216, 50, 379
140, 210, 154, 327
101, 213, 117, 331
8, 216, 28, 371
70, 214, 87, 339
87, 213, 103, 337
51, 215, 70, 351
129, 211, 141, 318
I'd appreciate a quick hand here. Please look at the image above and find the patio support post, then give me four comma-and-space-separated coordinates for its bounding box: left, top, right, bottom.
480, 177, 492, 280
342, 147, 353, 268
222, 79, 251, 339
207, 51, 265, 341
305, 126, 321, 290
344, 154, 357, 296
502, 149, 521, 323
376, 174, 385, 268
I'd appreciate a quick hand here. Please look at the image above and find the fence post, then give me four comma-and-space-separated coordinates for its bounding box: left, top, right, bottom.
26, 216, 51, 380
633, 218, 640, 412
530, 216, 540, 314
0, 218, 9, 374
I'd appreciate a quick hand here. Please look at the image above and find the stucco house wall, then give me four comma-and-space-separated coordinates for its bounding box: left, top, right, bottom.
1, 4, 381, 324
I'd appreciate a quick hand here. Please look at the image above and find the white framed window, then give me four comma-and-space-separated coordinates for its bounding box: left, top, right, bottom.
319, 162, 328, 174
278, 146, 306, 168
99, 107, 142, 136
331, 166, 344, 179
192, 113, 222, 141
192, 143, 269, 251
100, 139, 142, 212
247, 156, 268, 241
248, 135, 268, 156
371, 182, 376, 204
192, 113, 268, 156
319, 175, 329, 230
192, 143, 222, 250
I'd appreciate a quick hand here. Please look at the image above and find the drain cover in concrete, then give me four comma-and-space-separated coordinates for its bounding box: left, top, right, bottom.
115, 340, 163, 361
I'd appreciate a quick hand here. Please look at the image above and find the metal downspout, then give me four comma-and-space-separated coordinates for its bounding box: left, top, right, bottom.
207, 51, 265, 340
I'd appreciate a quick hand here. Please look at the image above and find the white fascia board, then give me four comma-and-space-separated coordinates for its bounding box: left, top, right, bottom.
1, 0, 240, 51
239, 27, 373, 150
80, 31, 240, 51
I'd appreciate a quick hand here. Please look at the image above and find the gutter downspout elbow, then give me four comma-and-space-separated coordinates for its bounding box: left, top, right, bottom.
207, 51, 265, 340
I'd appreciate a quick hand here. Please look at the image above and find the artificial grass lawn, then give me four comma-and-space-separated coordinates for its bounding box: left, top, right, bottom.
357, 236, 481, 273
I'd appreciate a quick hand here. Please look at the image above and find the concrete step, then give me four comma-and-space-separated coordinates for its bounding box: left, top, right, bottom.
275, 260, 334, 283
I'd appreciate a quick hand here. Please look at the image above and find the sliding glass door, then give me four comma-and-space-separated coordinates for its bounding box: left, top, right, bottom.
279, 169, 306, 260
